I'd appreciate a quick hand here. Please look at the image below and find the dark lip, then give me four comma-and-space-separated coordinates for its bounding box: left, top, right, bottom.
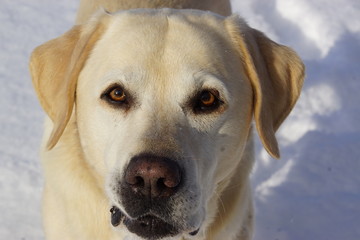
124, 214, 179, 240
110, 206, 124, 227
110, 206, 178, 239
110, 206, 200, 239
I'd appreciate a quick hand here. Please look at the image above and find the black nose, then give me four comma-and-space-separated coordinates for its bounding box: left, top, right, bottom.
124, 155, 182, 198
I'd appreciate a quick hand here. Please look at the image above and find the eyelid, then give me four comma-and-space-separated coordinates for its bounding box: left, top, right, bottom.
193, 72, 229, 102
101, 83, 125, 96
199, 88, 224, 103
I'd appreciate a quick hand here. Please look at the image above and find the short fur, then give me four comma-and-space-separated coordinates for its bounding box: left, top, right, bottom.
30, 0, 304, 239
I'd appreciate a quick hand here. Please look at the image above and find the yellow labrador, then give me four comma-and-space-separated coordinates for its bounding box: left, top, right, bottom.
29, 0, 304, 239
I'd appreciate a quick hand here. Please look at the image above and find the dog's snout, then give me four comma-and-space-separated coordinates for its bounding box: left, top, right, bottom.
124, 155, 182, 198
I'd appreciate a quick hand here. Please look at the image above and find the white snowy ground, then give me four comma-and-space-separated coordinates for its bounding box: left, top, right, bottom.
0, 0, 359, 239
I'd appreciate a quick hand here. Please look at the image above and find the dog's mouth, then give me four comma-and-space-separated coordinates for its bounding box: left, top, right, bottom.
110, 206, 199, 239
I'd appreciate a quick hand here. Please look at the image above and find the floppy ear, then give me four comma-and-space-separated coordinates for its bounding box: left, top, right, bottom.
225, 16, 305, 159
29, 13, 108, 150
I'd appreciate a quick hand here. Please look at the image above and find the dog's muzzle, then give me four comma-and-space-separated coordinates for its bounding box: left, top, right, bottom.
110, 154, 199, 239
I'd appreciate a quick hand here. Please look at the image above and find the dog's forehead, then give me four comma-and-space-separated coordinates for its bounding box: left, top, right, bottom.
89, 10, 235, 84
105, 8, 228, 45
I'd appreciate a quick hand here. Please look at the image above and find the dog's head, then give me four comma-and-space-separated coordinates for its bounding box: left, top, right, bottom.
30, 9, 304, 239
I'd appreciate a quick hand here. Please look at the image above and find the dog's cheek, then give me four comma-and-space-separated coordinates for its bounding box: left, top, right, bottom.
214, 135, 247, 181
76, 103, 114, 177
213, 96, 253, 181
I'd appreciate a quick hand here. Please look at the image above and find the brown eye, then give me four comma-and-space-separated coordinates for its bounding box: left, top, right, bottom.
101, 85, 131, 108
109, 87, 126, 102
193, 89, 222, 113
200, 91, 216, 106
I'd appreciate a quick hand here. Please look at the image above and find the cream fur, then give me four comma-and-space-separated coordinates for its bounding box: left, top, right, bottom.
29, 1, 304, 240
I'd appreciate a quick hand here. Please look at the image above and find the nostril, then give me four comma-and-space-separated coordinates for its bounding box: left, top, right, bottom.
134, 176, 145, 188
125, 173, 143, 185
156, 178, 167, 191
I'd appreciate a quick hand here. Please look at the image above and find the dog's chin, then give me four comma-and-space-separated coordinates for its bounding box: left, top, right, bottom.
124, 214, 178, 239
110, 207, 200, 240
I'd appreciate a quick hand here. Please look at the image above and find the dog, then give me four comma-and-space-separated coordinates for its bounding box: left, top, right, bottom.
29, 0, 304, 239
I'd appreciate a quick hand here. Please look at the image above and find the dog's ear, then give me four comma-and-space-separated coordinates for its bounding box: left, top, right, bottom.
30, 14, 108, 150
225, 16, 305, 159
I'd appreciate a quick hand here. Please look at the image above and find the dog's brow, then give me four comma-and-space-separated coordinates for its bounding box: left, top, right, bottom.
193, 72, 228, 92
99, 69, 144, 87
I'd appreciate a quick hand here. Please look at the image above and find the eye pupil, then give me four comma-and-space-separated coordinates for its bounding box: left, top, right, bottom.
114, 89, 123, 96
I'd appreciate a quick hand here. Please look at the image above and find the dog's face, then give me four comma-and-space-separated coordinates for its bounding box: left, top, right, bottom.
30, 9, 304, 240
76, 11, 253, 238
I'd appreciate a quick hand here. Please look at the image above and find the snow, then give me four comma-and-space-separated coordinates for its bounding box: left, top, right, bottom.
276, 0, 360, 58
0, 0, 359, 239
